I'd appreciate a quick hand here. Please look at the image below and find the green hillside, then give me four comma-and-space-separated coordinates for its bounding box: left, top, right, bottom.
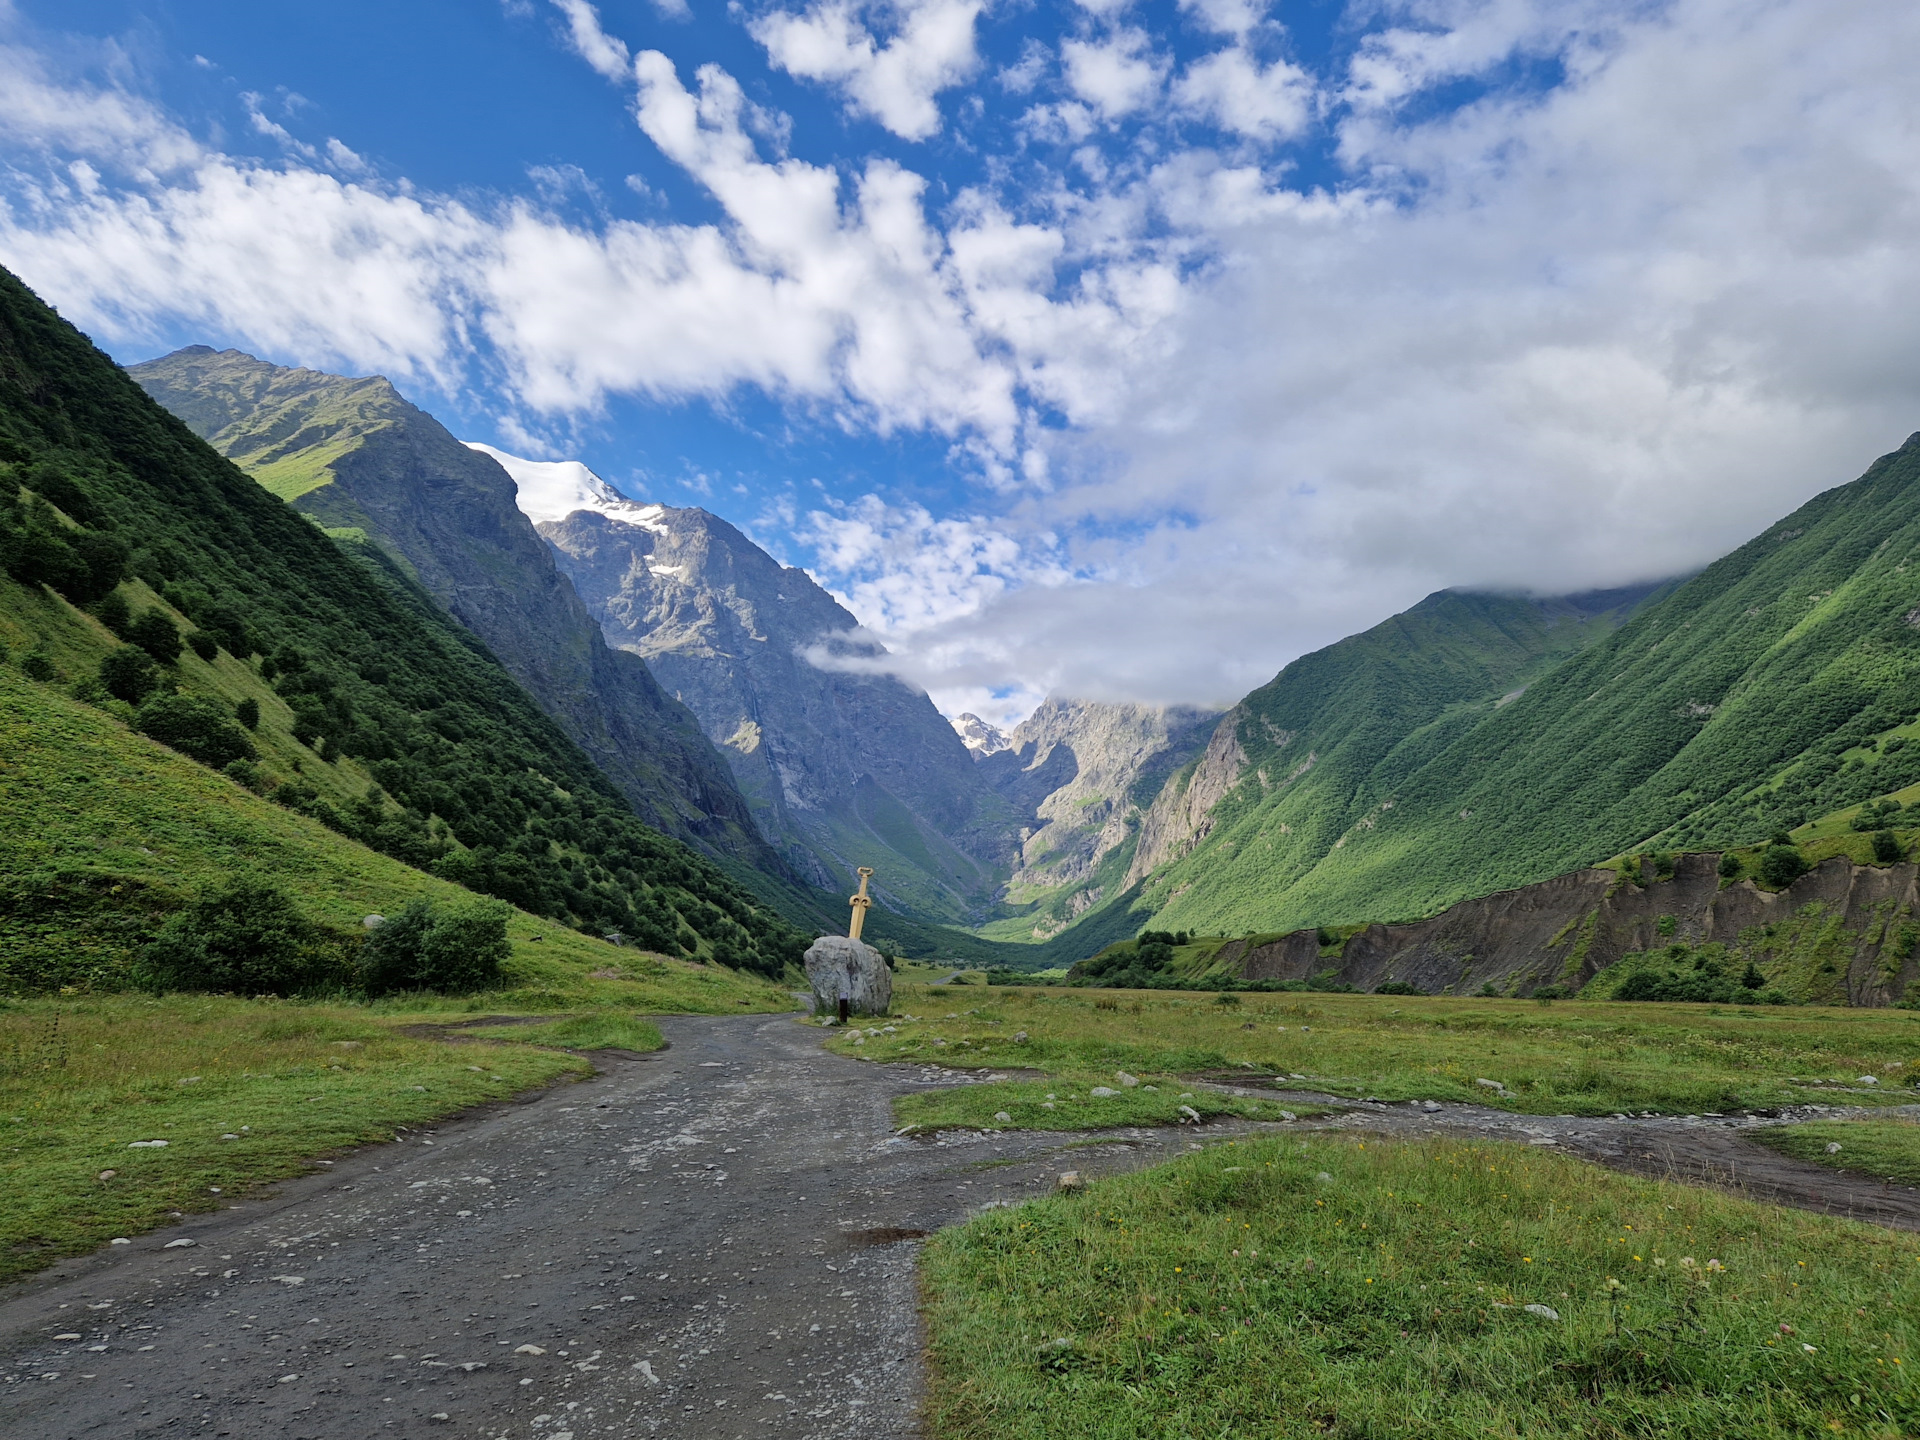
1142, 432, 1920, 935
0, 264, 803, 981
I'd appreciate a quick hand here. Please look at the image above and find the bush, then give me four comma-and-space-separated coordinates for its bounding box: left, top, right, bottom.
1375, 980, 1424, 996
18, 650, 57, 682
97, 645, 161, 705
1872, 829, 1904, 863
1756, 843, 1809, 888
126, 610, 183, 664
139, 882, 352, 996
90, 588, 131, 637
133, 692, 257, 769
234, 696, 260, 730
186, 631, 219, 662
1717, 852, 1743, 878
361, 897, 511, 996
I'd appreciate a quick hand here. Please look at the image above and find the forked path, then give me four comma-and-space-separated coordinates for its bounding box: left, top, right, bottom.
0, 1016, 1215, 1440
4, 1019, 1917, 1440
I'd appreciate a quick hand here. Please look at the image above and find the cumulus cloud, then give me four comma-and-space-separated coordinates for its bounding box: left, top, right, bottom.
1174, 44, 1313, 139
750, 0, 985, 140
1060, 28, 1165, 121
7, 0, 1920, 722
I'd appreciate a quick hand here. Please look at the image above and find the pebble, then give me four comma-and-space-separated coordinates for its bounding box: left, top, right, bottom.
1090, 1086, 1119, 1098
97, 1169, 116, 1181
1524, 1304, 1560, 1321
163, 1238, 196, 1249
127, 1140, 169, 1149
1056, 1172, 1085, 1191
1826, 1142, 1843, 1154
1116, 1072, 1140, 1088
514, 1345, 546, 1355
993, 1111, 1013, 1124
1178, 1105, 1203, 1123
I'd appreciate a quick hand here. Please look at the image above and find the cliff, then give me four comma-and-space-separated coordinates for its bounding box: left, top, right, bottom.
530, 496, 1022, 922
1220, 851, 1920, 1006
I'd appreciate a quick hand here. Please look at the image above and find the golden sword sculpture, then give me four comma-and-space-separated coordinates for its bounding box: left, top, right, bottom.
848, 867, 874, 942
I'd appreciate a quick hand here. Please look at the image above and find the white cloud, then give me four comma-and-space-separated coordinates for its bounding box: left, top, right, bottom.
751, 0, 985, 140
1177, 0, 1266, 39
1174, 44, 1313, 139
1060, 28, 1165, 121
547, 0, 631, 82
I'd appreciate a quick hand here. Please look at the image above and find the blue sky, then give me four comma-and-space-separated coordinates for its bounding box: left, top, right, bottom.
5, 0, 1920, 725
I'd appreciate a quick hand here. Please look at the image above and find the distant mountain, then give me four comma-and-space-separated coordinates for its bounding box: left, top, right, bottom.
951, 712, 1012, 757
503, 455, 1022, 923
1056, 584, 1665, 942
973, 698, 1217, 940
127, 347, 778, 871
1105, 433, 1920, 939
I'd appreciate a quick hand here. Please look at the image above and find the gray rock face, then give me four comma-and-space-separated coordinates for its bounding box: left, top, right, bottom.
128, 347, 779, 871
975, 697, 1217, 938
804, 935, 892, 1017
538, 503, 1020, 922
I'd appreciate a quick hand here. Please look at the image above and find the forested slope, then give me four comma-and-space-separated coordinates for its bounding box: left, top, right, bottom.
1144, 433, 1920, 934
0, 265, 803, 979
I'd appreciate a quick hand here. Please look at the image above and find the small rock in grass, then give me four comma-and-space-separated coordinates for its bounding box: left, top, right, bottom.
127, 1140, 168, 1149
97, 1170, 116, 1181
1278, 1110, 1297, 1121
1056, 1171, 1085, 1191
1858, 1076, 1878, 1085
1826, 1142, 1842, 1154
1178, 1105, 1203, 1124
1315, 1172, 1333, 1184
1012, 1031, 1027, 1042
110, 1238, 130, 1246
1041, 1102, 1056, 1110
1524, 1304, 1560, 1321
1475, 1078, 1505, 1092
993, 1111, 1013, 1124
1090, 1086, 1119, 1098
1116, 1072, 1139, 1088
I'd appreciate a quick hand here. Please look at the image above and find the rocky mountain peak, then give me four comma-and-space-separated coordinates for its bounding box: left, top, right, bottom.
951, 713, 1012, 757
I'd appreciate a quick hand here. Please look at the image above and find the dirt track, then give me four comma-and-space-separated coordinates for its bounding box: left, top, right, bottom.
0, 1016, 1230, 1440
3, 1017, 1917, 1440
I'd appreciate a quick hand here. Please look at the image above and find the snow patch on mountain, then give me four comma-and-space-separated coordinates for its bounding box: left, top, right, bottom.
466, 441, 666, 531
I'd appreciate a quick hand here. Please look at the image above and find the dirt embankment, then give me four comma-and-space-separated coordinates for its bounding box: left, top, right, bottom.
1220, 853, 1920, 1002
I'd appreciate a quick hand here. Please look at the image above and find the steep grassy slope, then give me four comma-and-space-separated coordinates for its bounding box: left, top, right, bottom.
129, 346, 778, 870
0, 660, 786, 1012
1061, 587, 1655, 939
1140, 433, 1920, 936
0, 264, 803, 977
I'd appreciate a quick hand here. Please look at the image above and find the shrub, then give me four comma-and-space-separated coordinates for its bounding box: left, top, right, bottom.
1756, 843, 1809, 888
18, 650, 57, 682
361, 898, 512, 996
221, 757, 268, 793
186, 631, 218, 662
126, 609, 183, 664
1717, 852, 1743, 878
1212, 991, 1241, 1006
134, 692, 257, 769
1656, 914, 1677, 936
1375, 980, 1424, 995
90, 588, 131, 637
139, 881, 352, 996
1872, 829, 1903, 863
97, 645, 161, 705
234, 696, 260, 730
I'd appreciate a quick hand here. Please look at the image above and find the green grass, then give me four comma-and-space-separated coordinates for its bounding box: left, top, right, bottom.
0, 659, 796, 1014
894, 1076, 1325, 1133
922, 1132, 1920, 1439
0, 994, 596, 1282
1751, 1118, 1920, 1187
839, 982, 1920, 1118
462, 1012, 665, 1051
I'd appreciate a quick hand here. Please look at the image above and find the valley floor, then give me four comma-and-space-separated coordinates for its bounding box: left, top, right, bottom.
5, 1002, 1920, 1437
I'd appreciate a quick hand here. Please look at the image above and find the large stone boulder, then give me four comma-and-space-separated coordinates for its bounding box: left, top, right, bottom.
804, 935, 891, 1018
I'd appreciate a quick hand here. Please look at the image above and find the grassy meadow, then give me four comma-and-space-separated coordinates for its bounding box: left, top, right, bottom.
1752, 1117, 1920, 1187
923, 1131, 1920, 1439
0, 995, 619, 1281
839, 981, 1920, 1121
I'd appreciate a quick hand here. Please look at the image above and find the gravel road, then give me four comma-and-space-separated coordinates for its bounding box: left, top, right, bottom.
0, 1015, 1226, 1440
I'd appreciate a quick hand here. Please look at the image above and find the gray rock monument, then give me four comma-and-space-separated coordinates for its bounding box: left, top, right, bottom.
805, 866, 891, 1019
804, 934, 891, 1019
